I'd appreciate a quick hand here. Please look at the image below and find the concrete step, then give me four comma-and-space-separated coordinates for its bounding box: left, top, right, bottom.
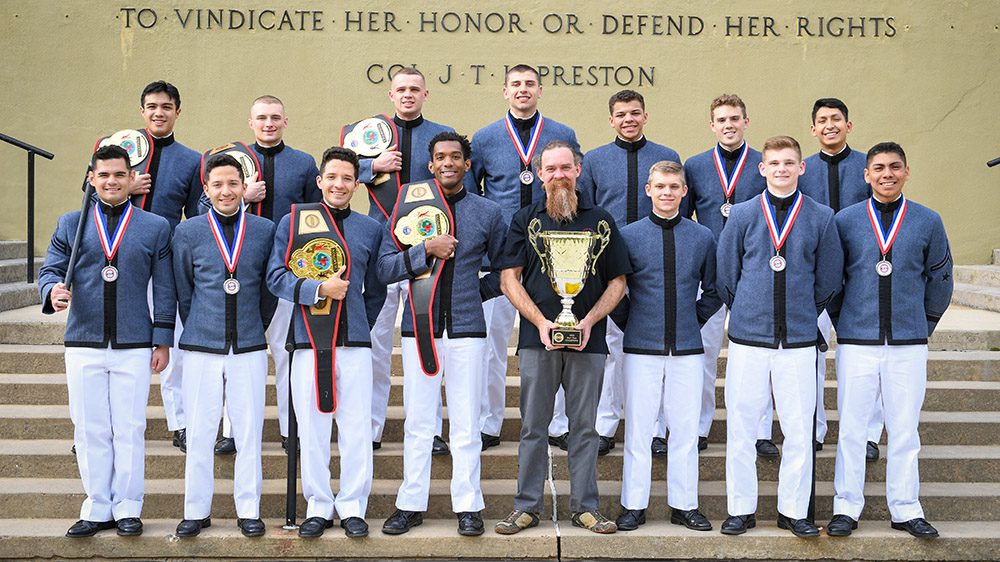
0, 257, 43, 284
954, 265, 1000, 288
2, 404, 998, 446
952, 283, 1000, 314
4, 374, 998, 413
3, 440, 998, 484
1, 518, 996, 561
0, 345, 997, 382
0, 283, 39, 313
0, 241, 27, 261
2, 477, 996, 522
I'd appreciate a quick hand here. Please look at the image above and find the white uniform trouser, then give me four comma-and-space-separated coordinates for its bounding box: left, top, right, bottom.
698, 305, 727, 438
725, 342, 815, 519
292, 347, 373, 520
182, 350, 267, 519
397, 336, 485, 513
621, 353, 703, 511
148, 282, 184, 431
371, 282, 443, 441
66, 346, 151, 521
222, 299, 294, 440
757, 312, 832, 442
833, 344, 928, 522
595, 319, 625, 438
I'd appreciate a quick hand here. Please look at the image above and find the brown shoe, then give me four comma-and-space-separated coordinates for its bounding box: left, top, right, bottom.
494, 510, 539, 535
571, 510, 617, 534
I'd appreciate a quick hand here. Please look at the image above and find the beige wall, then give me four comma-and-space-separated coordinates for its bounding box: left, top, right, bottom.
2, 0, 998, 262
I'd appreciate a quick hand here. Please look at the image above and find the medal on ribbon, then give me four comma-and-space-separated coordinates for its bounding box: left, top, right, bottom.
867, 196, 907, 277
92, 202, 134, 283
207, 208, 247, 293
713, 143, 748, 218
504, 112, 545, 188
760, 192, 803, 272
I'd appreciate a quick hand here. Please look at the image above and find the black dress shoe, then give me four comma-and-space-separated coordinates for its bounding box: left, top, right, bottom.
548, 433, 569, 451
826, 514, 858, 537
116, 517, 143, 536
891, 517, 939, 538
174, 428, 187, 453
340, 516, 369, 538
777, 513, 819, 538
615, 508, 645, 531
698, 436, 708, 451
432, 435, 450, 456
66, 519, 116, 538
457, 511, 485, 536
755, 439, 779, 458
214, 437, 236, 455
867, 440, 880, 462
598, 436, 615, 456
671, 508, 712, 531
651, 437, 667, 456
175, 517, 211, 537
372, 440, 382, 450
815, 441, 824, 452
720, 514, 756, 535
481, 433, 501, 451
382, 509, 423, 535
71, 444, 76, 455
298, 516, 333, 537
238, 518, 265, 537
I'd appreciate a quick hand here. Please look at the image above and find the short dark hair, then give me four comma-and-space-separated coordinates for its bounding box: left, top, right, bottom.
140, 80, 181, 108
812, 97, 849, 122
320, 146, 360, 177
534, 140, 582, 169
505, 64, 539, 83
608, 89, 644, 113
710, 94, 747, 120
391, 67, 426, 83
866, 142, 907, 166
428, 132, 471, 161
91, 144, 130, 169
204, 154, 244, 182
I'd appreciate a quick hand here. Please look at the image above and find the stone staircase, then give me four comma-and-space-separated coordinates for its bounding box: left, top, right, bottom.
953, 249, 1000, 314
0, 241, 41, 313
0, 239, 999, 560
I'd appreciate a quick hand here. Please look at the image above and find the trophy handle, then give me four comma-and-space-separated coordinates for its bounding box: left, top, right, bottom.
527, 218, 547, 274
589, 220, 612, 275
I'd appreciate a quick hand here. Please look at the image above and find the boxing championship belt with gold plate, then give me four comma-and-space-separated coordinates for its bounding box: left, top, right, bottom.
200, 141, 263, 212
94, 129, 154, 209
390, 180, 453, 375
340, 114, 399, 220
284, 203, 350, 413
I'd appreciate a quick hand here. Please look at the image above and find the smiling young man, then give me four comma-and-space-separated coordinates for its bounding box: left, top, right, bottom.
171, 154, 276, 538
266, 147, 384, 538
360, 67, 455, 456
214, 95, 322, 456
827, 143, 953, 539
578, 90, 683, 457
40, 145, 175, 538
716, 136, 843, 538
470, 64, 580, 452
378, 132, 506, 537
615, 161, 720, 532
682, 94, 767, 455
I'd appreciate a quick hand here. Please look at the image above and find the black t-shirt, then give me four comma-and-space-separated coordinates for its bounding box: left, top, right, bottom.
500, 194, 631, 354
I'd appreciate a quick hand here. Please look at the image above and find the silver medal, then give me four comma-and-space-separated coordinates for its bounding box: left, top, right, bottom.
101, 265, 118, 283
720, 203, 733, 218
519, 170, 534, 185
769, 255, 786, 272
876, 260, 893, 277
223, 278, 241, 295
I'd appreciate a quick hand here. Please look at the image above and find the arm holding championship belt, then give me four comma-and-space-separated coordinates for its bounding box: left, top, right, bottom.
341, 115, 400, 220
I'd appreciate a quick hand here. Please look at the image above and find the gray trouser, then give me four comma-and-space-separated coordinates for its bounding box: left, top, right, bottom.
515, 348, 605, 513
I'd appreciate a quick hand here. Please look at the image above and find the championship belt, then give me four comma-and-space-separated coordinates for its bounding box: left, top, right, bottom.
390, 180, 453, 375
284, 203, 350, 413
200, 141, 262, 210
94, 129, 154, 208
340, 114, 399, 220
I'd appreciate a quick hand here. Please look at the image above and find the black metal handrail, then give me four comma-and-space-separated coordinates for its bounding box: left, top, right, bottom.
0, 133, 55, 283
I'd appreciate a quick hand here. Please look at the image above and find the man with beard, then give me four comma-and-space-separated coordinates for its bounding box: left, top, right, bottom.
495, 140, 630, 535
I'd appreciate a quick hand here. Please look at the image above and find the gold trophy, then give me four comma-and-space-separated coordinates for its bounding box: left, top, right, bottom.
528, 218, 611, 347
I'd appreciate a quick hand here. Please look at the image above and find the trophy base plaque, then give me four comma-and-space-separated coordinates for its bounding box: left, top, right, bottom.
550, 327, 583, 347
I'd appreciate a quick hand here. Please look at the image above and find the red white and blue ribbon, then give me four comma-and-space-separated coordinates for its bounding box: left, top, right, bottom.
760, 191, 803, 251
867, 196, 907, 257
504, 112, 545, 167
713, 143, 749, 201
207, 208, 247, 274
92, 202, 134, 261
